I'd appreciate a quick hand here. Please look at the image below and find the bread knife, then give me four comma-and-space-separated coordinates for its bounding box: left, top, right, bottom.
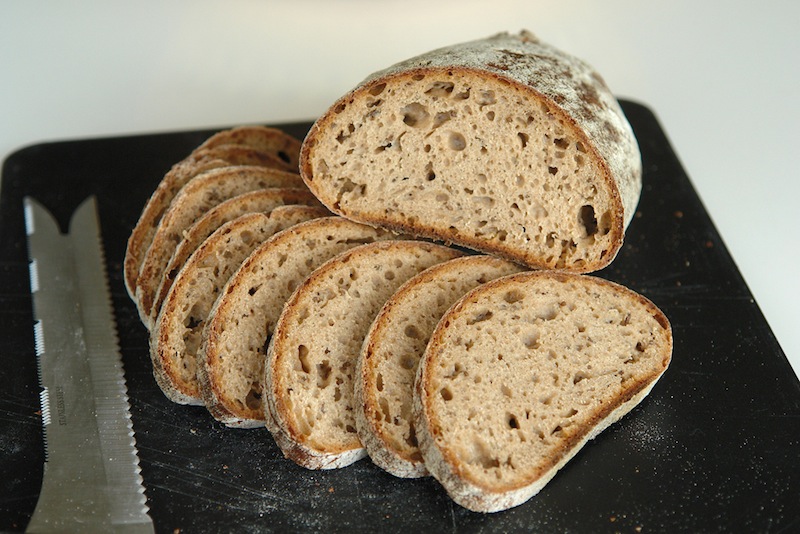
23, 196, 154, 533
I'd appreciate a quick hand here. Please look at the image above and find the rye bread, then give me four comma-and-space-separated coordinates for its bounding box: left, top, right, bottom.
150, 205, 328, 405
355, 255, 524, 477
300, 31, 641, 273
134, 165, 306, 327
124, 126, 302, 298
264, 241, 462, 469
150, 188, 326, 325
413, 271, 672, 512
198, 217, 399, 428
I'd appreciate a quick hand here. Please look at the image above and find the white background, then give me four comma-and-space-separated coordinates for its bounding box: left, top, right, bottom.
1, 1, 798, 378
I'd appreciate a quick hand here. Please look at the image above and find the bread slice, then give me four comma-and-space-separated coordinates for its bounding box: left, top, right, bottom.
300, 30, 641, 273
198, 217, 399, 428
195, 125, 302, 169
150, 188, 326, 325
124, 127, 302, 299
265, 240, 462, 470
150, 205, 328, 405
413, 271, 672, 512
134, 165, 306, 327
355, 255, 524, 478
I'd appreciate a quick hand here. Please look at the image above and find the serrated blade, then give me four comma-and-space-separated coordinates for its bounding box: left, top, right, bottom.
24, 196, 154, 533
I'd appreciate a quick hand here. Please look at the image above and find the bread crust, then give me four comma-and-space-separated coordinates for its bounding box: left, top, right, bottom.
413, 271, 672, 512
300, 31, 641, 273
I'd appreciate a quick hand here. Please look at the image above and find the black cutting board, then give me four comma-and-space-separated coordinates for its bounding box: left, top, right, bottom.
1, 102, 798, 533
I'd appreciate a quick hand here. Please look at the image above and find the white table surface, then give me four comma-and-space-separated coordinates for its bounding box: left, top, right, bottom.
2, 1, 798, 379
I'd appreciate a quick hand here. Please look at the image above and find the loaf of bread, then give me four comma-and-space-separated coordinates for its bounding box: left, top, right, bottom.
264, 241, 462, 469
134, 165, 306, 327
299, 31, 641, 273
124, 126, 302, 299
413, 271, 672, 512
355, 255, 524, 478
198, 217, 399, 428
151, 188, 325, 325
150, 206, 328, 405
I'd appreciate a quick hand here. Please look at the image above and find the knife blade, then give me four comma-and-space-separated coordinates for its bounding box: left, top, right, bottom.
24, 196, 154, 533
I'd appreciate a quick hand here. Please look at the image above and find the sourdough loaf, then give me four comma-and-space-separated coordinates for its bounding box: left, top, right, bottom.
265, 241, 462, 469
300, 31, 641, 273
150, 206, 328, 405
134, 165, 306, 327
124, 126, 302, 298
413, 271, 672, 512
355, 255, 524, 477
150, 188, 325, 325
198, 217, 399, 428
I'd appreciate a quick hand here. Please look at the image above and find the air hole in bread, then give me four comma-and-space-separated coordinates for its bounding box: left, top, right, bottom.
425, 162, 436, 181
368, 83, 387, 96
440, 387, 454, 401
518, 132, 529, 148
297, 345, 311, 374
501, 384, 513, 398
554, 137, 569, 149
523, 332, 540, 350
579, 205, 598, 236
376, 372, 384, 392
476, 90, 496, 106
467, 309, 493, 325
448, 132, 466, 151
504, 289, 525, 304
548, 166, 558, 175
537, 306, 558, 321
399, 355, 416, 370
486, 110, 496, 121
507, 413, 520, 429
379, 397, 391, 422
470, 439, 500, 469
401, 103, 429, 127
433, 111, 453, 129
277, 150, 291, 164
384, 270, 395, 281
425, 81, 455, 98
245, 385, 262, 410
404, 324, 421, 339
316, 360, 332, 388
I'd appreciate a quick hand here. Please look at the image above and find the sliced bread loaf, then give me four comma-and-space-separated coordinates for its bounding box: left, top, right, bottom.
265, 241, 462, 469
300, 30, 641, 273
413, 271, 672, 512
150, 205, 328, 405
150, 188, 326, 325
198, 217, 399, 428
355, 255, 524, 478
124, 128, 301, 298
134, 165, 306, 327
